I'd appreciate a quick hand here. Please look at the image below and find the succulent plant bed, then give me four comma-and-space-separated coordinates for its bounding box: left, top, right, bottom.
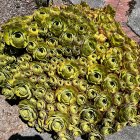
0, 2, 140, 140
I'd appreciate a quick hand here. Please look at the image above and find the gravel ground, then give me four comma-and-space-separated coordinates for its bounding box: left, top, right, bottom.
0, 0, 140, 140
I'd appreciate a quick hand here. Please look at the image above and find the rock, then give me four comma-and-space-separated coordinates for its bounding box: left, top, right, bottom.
69, 0, 105, 7
127, 0, 140, 36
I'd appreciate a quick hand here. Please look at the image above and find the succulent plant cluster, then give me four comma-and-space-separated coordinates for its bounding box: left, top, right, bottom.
0, 2, 140, 140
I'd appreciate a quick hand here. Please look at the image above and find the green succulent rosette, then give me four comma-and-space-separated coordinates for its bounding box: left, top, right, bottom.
3, 23, 28, 48
69, 104, 79, 114
119, 104, 137, 122
33, 86, 46, 99
103, 49, 121, 71
59, 29, 77, 46
110, 33, 124, 47
56, 102, 68, 114
36, 99, 46, 110
102, 74, 120, 93
81, 38, 96, 56
48, 16, 66, 36
30, 62, 43, 75
55, 86, 77, 105
101, 118, 114, 127
2, 87, 15, 99
120, 70, 137, 90
0, 72, 6, 87
26, 39, 37, 54
113, 93, 124, 106
13, 79, 32, 99
19, 99, 37, 123
33, 42, 47, 61
129, 90, 140, 105
87, 85, 101, 99
87, 64, 106, 84
44, 113, 68, 132
105, 107, 118, 120
33, 7, 50, 23
94, 94, 112, 112
44, 91, 55, 103
80, 120, 91, 133
57, 61, 78, 80
88, 130, 104, 140
80, 106, 101, 124
114, 122, 127, 132
0, 2, 140, 140
100, 126, 114, 136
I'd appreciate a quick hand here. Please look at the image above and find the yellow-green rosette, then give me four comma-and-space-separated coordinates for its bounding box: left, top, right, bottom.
104, 49, 121, 71
46, 104, 55, 112
129, 90, 140, 105
76, 93, 87, 106
87, 64, 106, 84
14, 83, 32, 99
69, 104, 79, 114
113, 93, 124, 106
30, 63, 43, 75
57, 130, 74, 140
75, 22, 89, 35
44, 113, 68, 133
94, 94, 111, 112
110, 33, 124, 47
19, 61, 30, 71
33, 86, 46, 99
87, 85, 101, 99
38, 74, 47, 84
80, 106, 101, 124
88, 130, 104, 140
114, 122, 127, 132
19, 99, 37, 122
81, 38, 96, 56
55, 86, 77, 105
44, 91, 55, 104
77, 79, 87, 91
38, 110, 47, 119
101, 118, 114, 127
33, 44, 47, 60
103, 74, 120, 93
56, 102, 68, 114
33, 7, 50, 23
0, 72, 6, 87
119, 104, 137, 122
3, 23, 28, 48
2, 87, 15, 99
80, 120, 91, 133
26, 39, 37, 54
95, 43, 107, 56
68, 125, 82, 137
59, 30, 76, 46
36, 99, 46, 110
121, 70, 137, 90
70, 114, 79, 125
100, 126, 114, 136
46, 37, 58, 48
57, 61, 78, 80
28, 22, 39, 36
105, 106, 118, 120
48, 16, 66, 36
136, 75, 140, 86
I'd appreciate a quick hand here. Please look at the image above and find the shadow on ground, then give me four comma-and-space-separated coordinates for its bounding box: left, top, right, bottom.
8, 133, 43, 140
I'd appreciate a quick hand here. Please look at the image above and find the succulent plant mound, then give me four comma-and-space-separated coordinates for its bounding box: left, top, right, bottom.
0, 2, 140, 140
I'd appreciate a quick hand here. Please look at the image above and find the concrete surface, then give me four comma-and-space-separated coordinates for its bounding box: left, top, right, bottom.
0, 0, 140, 140
127, 0, 140, 36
